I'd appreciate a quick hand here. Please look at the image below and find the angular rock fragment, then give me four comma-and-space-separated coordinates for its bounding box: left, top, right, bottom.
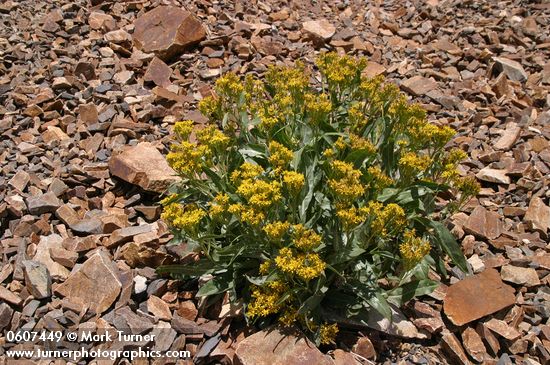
494, 122, 521, 151
443, 269, 515, 326
475, 167, 510, 184
461, 327, 486, 362
144, 57, 172, 87
500, 265, 540, 287
55, 251, 121, 315
493, 57, 528, 82
484, 319, 521, 340
441, 330, 472, 365
108, 142, 180, 193
22, 260, 51, 299
463, 206, 502, 240
524, 197, 550, 234
401, 76, 438, 96
133, 6, 206, 61
26, 192, 61, 215
34, 235, 70, 281
235, 327, 334, 365
302, 19, 336, 43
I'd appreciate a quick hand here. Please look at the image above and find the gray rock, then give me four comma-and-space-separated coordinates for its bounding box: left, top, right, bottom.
27, 192, 61, 215
22, 260, 52, 299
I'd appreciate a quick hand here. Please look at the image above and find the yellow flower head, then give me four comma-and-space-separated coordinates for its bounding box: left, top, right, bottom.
162, 204, 205, 232
231, 162, 264, 183
328, 160, 365, 202
292, 224, 322, 251
399, 152, 432, 176
263, 221, 290, 242
208, 193, 230, 218
319, 323, 339, 345
167, 142, 210, 176
282, 171, 305, 192
367, 202, 406, 237
274, 247, 325, 281
269, 141, 293, 172
336, 206, 369, 230
247, 280, 287, 318
173, 120, 194, 140
400, 229, 431, 269
196, 125, 230, 150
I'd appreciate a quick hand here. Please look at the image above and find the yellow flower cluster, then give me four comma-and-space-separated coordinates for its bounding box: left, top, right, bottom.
208, 193, 230, 218
349, 134, 376, 154
269, 141, 293, 173
258, 107, 279, 131
282, 170, 305, 192
275, 247, 326, 281
196, 125, 230, 150
265, 63, 309, 94
328, 160, 365, 202
367, 202, 406, 237
237, 179, 282, 210
407, 121, 455, 148
304, 92, 331, 124
367, 166, 394, 191
279, 307, 299, 326
399, 152, 432, 176
198, 96, 222, 119
400, 229, 431, 268
161, 203, 205, 231
455, 176, 481, 198
317, 52, 367, 86
263, 221, 290, 241
230, 162, 264, 183
173, 120, 194, 140
319, 323, 339, 345
228, 203, 265, 226
247, 281, 287, 318
167, 141, 210, 175
336, 206, 369, 230
215, 72, 244, 99
292, 224, 322, 251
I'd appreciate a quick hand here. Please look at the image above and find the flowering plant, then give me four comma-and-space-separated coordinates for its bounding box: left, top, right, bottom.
158, 53, 479, 345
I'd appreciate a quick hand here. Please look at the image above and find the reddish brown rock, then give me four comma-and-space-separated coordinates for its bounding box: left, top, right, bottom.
484, 319, 521, 340
461, 327, 487, 362
494, 122, 521, 151
500, 265, 540, 287
353, 336, 376, 360
55, 251, 121, 315
108, 142, 180, 193
475, 167, 511, 184
524, 197, 550, 234
401, 76, 438, 96
463, 206, 502, 240
441, 330, 471, 365
234, 327, 334, 365
443, 269, 515, 326
147, 295, 172, 321
144, 57, 172, 87
302, 19, 336, 43
133, 6, 206, 61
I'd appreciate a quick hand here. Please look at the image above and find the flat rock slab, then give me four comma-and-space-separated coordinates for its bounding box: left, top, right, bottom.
108, 142, 180, 193
401, 75, 438, 96
443, 269, 515, 326
133, 6, 206, 61
234, 327, 334, 365
55, 251, 121, 315
463, 206, 502, 240
524, 197, 550, 234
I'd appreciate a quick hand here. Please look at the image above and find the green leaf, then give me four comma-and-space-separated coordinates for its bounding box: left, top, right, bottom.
429, 221, 469, 274
386, 279, 439, 306
197, 274, 233, 297
365, 292, 392, 320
